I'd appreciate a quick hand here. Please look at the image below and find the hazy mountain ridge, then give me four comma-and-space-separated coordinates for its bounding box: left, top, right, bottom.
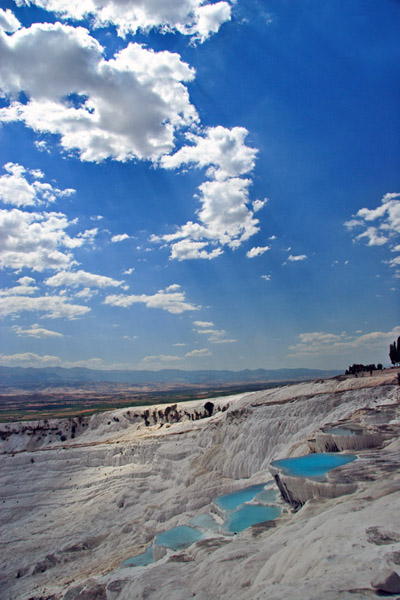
0, 366, 341, 386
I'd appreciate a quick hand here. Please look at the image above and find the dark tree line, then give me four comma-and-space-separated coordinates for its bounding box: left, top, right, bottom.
389, 336, 400, 366
346, 363, 382, 376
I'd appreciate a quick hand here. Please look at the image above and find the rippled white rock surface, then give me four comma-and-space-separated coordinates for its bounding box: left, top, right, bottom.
1, 372, 399, 600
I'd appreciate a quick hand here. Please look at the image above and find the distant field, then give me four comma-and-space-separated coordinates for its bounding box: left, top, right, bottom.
0, 381, 289, 422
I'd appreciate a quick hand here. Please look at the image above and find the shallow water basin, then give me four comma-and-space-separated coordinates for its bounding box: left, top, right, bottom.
122, 545, 154, 567
323, 426, 361, 436
223, 504, 281, 534
215, 482, 268, 511
271, 452, 357, 480
189, 513, 220, 532
155, 525, 203, 550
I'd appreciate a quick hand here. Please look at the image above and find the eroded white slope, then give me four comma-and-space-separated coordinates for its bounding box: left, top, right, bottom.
0, 372, 399, 600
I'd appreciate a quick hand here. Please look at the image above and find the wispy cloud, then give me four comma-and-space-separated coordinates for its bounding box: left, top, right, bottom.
12, 323, 63, 338
111, 233, 130, 243
45, 270, 124, 289
104, 285, 199, 314
246, 245, 270, 258
288, 326, 400, 359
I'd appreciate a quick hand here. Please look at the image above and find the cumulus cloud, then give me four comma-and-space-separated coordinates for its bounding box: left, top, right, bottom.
288, 326, 400, 359
287, 254, 307, 262
0, 276, 38, 296
0, 293, 90, 318
45, 269, 124, 288
0, 8, 21, 33
0, 208, 96, 272
185, 347, 211, 357
252, 198, 268, 213
111, 233, 130, 243
0, 352, 62, 367
12, 323, 63, 338
14, 0, 232, 43
345, 192, 400, 275
193, 320, 214, 327
155, 127, 263, 259
193, 322, 236, 343
246, 245, 270, 258
0, 162, 75, 207
154, 176, 260, 259
0, 22, 197, 162
161, 126, 257, 180
261, 274, 271, 281
104, 285, 199, 314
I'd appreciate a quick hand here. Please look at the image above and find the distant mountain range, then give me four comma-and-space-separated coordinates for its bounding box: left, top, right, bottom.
0, 366, 342, 387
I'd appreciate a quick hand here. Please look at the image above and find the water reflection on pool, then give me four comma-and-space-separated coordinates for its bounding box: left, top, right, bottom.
223, 503, 281, 534
271, 452, 357, 480
215, 482, 268, 510
122, 545, 154, 567
155, 525, 204, 550
324, 426, 360, 436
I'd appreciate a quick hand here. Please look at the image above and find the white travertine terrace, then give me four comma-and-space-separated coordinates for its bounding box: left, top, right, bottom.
1, 371, 399, 599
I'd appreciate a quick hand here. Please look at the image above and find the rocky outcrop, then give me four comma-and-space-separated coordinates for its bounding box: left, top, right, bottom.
268, 465, 357, 509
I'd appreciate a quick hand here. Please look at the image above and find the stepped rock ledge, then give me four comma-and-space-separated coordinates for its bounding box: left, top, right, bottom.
1, 370, 399, 600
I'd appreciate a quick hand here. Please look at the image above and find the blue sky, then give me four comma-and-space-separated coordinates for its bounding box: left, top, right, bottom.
0, 0, 399, 371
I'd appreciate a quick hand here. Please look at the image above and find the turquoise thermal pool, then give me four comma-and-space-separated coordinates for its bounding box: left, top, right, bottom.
323, 426, 360, 436
223, 504, 281, 534
122, 545, 154, 567
214, 482, 268, 510
155, 525, 204, 550
271, 452, 357, 480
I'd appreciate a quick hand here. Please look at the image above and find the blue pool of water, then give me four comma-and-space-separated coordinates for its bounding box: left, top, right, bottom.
122, 545, 154, 567
190, 513, 219, 532
254, 488, 278, 504
324, 426, 359, 436
271, 453, 357, 480
155, 525, 203, 550
215, 482, 268, 511
223, 504, 281, 534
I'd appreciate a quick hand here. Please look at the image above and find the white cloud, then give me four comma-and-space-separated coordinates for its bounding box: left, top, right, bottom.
155, 177, 260, 259
0, 293, 91, 319
0, 208, 96, 272
0, 23, 197, 162
252, 198, 268, 213
111, 233, 130, 243
287, 254, 307, 262
193, 320, 214, 327
0, 276, 39, 296
193, 322, 236, 343
168, 239, 224, 261
246, 245, 270, 258
45, 269, 124, 288
269, 235, 277, 241
14, 0, 232, 43
12, 323, 63, 338
185, 348, 211, 357
261, 274, 271, 281
0, 8, 21, 33
161, 126, 257, 180
0, 162, 75, 207
0, 352, 62, 367
123, 267, 135, 275
288, 326, 400, 359
155, 127, 262, 260
104, 285, 199, 314
345, 192, 400, 276
141, 354, 183, 364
